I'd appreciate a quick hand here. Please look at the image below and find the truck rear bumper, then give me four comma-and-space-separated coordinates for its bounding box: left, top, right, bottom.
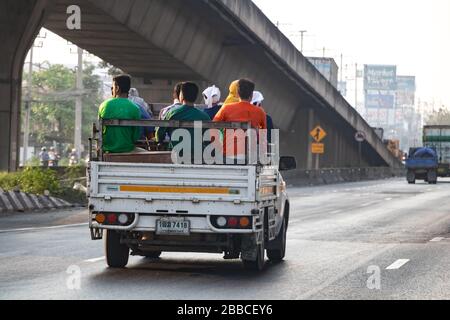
89, 212, 261, 236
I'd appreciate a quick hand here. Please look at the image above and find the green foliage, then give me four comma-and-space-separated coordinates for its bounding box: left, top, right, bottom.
24, 61, 103, 148
0, 168, 61, 195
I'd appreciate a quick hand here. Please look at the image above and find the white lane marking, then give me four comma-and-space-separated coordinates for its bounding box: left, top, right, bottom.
360, 202, 374, 208
0, 223, 88, 234
384, 198, 393, 201
430, 237, 445, 242
85, 256, 105, 263
386, 259, 410, 270
330, 210, 342, 214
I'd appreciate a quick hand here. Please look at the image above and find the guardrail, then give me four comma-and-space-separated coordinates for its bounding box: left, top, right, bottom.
283, 167, 406, 186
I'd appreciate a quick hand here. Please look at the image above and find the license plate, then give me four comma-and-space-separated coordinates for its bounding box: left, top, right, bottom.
156, 218, 190, 236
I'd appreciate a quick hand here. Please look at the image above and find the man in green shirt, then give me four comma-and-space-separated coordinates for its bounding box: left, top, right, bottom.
99, 74, 141, 153
156, 82, 211, 149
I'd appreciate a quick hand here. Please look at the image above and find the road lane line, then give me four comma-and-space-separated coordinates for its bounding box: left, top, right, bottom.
85, 256, 105, 263
384, 198, 393, 201
360, 202, 375, 208
386, 259, 410, 270
330, 210, 342, 214
0, 223, 88, 234
430, 237, 445, 242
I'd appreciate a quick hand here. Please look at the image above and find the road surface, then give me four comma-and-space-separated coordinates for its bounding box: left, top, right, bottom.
1, 178, 449, 300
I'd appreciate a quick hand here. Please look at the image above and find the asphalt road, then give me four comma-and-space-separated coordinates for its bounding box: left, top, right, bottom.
1, 178, 449, 300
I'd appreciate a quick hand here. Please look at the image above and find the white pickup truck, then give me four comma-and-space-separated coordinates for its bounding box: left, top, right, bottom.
87, 120, 296, 271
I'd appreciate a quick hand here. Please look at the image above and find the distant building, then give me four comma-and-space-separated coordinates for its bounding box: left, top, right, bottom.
307, 57, 338, 89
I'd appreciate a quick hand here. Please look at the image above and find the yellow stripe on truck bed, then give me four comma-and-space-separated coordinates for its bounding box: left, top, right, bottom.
120, 185, 231, 194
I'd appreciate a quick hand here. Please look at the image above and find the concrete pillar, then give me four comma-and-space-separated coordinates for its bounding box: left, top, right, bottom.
0, 0, 48, 171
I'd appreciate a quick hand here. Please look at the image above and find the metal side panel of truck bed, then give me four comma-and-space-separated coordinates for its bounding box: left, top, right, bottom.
88, 162, 277, 216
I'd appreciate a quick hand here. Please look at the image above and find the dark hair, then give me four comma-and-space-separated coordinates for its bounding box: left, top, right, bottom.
173, 82, 182, 100
237, 79, 255, 100
113, 74, 132, 94
180, 82, 199, 103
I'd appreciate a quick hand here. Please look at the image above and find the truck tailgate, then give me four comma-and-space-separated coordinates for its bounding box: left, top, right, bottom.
89, 162, 256, 204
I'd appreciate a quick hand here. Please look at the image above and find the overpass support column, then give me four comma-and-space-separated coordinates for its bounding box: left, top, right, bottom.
306, 108, 315, 170
0, 0, 48, 171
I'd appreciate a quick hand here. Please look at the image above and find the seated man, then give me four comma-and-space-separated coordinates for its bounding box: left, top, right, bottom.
99, 74, 142, 153
213, 79, 267, 160
156, 82, 210, 160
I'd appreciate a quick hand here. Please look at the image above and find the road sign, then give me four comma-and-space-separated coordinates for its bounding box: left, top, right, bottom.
355, 131, 366, 143
310, 126, 327, 143
311, 143, 325, 154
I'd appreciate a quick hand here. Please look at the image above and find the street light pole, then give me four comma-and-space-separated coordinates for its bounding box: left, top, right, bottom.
299, 30, 307, 53
74, 47, 83, 159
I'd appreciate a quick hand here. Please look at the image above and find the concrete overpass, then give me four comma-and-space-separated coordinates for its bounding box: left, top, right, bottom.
1, 0, 403, 172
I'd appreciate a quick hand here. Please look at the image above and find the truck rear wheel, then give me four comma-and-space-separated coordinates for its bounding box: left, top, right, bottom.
407, 171, 416, 184
427, 170, 437, 184
267, 218, 287, 263
105, 230, 129, 268
242, 239, 265, 271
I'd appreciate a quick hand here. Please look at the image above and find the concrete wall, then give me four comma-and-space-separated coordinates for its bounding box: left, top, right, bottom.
0, 0, 49, 172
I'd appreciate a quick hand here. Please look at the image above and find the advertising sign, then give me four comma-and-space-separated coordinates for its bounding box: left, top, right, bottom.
364, 65, 397, 91
396, 76, 416, 106
365, 91, 395, 109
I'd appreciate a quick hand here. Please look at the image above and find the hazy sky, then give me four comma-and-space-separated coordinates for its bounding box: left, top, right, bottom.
30, 0, 450, 109
253, 0, 450, 108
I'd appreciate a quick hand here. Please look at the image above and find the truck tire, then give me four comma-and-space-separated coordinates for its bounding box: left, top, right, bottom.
242, 238, 265, 271
144, 251, 162, 259
105, 230, 129, 268
407, 171, 416, 184
427, 170, 438, 184
267, 218, 287, 263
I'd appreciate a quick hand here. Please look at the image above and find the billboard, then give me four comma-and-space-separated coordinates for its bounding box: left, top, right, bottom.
364, 65, 397, 90
364, 65, 397, 109
365, 90, 395, 109
396, 76, 416, 106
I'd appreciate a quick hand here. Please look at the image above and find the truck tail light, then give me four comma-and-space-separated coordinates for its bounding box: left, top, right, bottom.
239, 217, 250, 228
95, 213, 106, 224
228, 217, 238, 228
118, 214, 129, 225
106, 214, 117, 224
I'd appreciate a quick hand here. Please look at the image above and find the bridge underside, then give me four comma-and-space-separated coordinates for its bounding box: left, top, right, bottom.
0, 0, 402, 171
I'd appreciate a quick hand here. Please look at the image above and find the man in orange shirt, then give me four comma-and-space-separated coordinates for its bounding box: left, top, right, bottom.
213, 79, 267, 161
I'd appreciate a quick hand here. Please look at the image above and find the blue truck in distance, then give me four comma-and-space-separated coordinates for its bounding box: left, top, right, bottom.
406, 147, 438, 184
406, 125, 450, 184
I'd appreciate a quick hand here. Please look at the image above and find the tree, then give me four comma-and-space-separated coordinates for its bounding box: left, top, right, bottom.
425, 106, 450, 125
22, 62, 103, 156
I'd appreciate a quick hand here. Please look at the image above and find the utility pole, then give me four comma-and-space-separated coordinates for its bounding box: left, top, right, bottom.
299, 30, 307, 53
22, 46, 33, 165
74, 47, 83, 159
355, 63, 358, 110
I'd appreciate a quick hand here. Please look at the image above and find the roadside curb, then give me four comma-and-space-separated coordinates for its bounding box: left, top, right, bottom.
0, 188, 75, 214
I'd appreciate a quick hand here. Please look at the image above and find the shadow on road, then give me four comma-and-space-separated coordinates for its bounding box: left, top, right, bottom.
88, 256, 289, 283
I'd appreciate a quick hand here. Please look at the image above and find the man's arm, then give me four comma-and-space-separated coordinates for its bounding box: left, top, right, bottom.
155, 110, 171, 143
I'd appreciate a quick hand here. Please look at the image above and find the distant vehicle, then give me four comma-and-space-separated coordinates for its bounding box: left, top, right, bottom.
423, 125, 450, 179
406, 147, 438, 184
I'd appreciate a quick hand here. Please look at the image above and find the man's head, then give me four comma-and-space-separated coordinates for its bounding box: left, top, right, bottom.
173, 82, 183, 103
179, 82, 199, 105
112, 74, 132, 98
237, 79, 255, 102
